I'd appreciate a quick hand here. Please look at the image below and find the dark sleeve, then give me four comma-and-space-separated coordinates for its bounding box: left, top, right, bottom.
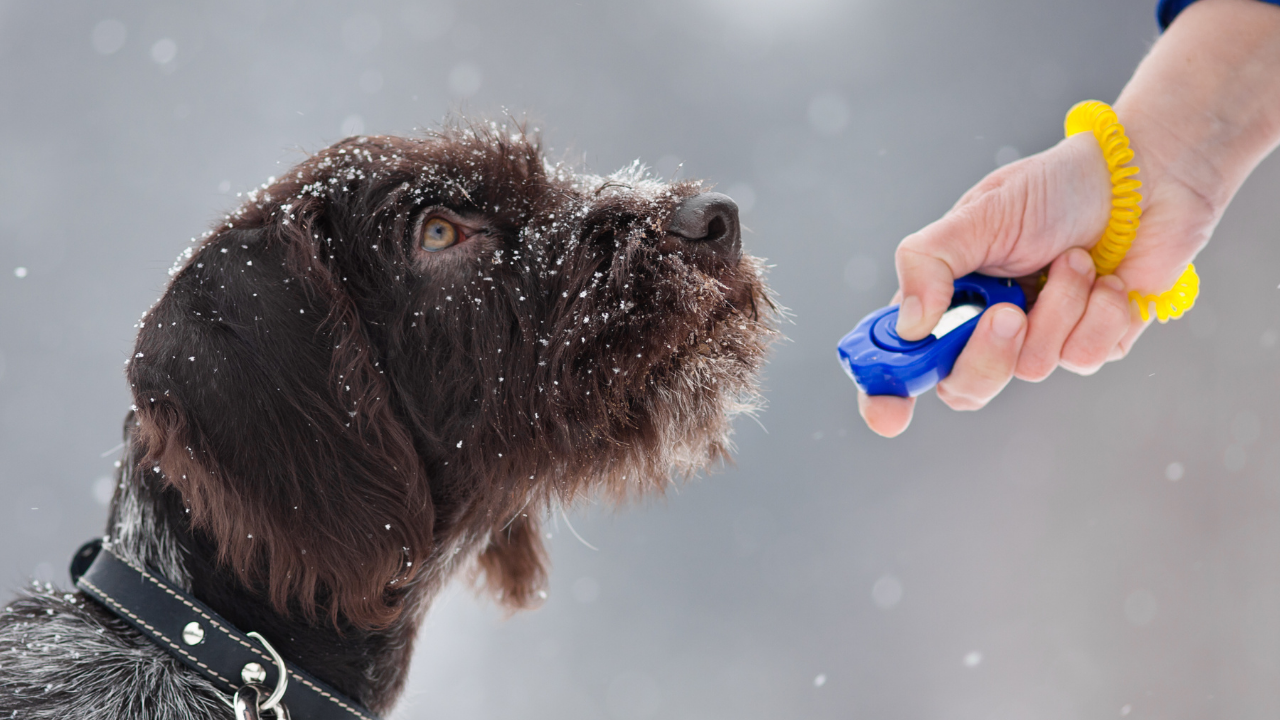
1159, 0, 1280, 29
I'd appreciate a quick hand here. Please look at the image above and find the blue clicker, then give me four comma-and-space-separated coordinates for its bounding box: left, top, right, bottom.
837, 273, 1027, 397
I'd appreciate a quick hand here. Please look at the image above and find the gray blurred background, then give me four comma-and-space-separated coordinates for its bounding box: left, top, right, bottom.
2, 0, 1279, 717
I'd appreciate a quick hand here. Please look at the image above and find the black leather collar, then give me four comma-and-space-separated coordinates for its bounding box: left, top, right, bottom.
71, 539, 381, 720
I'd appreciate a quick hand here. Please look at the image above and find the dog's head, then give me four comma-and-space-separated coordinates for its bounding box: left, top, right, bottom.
127, 124, 776, 628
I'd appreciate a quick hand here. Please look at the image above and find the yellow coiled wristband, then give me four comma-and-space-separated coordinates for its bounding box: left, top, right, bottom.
1064, 100, 1199, 323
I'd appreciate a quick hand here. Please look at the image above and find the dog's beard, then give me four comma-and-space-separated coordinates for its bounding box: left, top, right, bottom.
546, 247, 776, 502
651, 254, 774, 463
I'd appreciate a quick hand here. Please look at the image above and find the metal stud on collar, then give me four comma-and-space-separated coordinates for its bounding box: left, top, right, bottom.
182, 621, 205, 645
242, 662, 268, 685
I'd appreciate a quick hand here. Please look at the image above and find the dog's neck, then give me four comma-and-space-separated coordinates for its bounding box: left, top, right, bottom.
105, 430, 428, 715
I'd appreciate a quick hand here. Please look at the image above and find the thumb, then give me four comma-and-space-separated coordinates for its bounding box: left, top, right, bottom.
893, 135, 1111, 340
894, 197, 1004, 340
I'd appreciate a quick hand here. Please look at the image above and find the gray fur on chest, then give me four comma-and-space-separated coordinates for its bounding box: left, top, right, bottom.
0, 453, 224, 720
0, 585, 228, 719
1, 437, 262, 719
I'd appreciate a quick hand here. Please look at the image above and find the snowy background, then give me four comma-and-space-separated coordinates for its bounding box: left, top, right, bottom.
3, 0, 1280, 718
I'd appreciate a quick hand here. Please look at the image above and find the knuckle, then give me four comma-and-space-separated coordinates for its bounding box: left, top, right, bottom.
1102, 293, 1131, 323
936, 382, 989, 411
939, 393, 981, 412
953, 397, 989, 412
1052, 267, 1094, 303
893, 243, 931, 284
1014, 326, 1067, 382
895, 238, 928, 262
1093, 280, 1132, 317
1059, 352, 1102, 376
935, 383, 962, 406
1014, 356, 1054, 383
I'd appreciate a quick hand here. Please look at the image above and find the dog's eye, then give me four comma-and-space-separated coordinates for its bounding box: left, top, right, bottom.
421, 217, 459, 251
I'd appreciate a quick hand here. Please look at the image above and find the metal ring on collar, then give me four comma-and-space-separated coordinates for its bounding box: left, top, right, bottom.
233, 685, 292, 720
234, 685, 264, 720
247, 631, 290, 712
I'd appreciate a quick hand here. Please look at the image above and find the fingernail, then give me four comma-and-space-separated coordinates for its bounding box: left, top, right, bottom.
992, 307, 1024, 339
1099, 274, 1125, 292
1068, 248, 1094, 275
896, 296, 922, 334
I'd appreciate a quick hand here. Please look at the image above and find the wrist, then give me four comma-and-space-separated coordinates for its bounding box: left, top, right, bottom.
1114, 0, 1280, 218
1110, 102, 1222, 220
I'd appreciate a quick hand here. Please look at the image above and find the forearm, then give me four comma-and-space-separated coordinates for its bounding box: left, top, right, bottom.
1115, 0, 1280, 216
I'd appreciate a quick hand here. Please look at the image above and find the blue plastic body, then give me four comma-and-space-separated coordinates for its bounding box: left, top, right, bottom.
837, 273, 1028, 397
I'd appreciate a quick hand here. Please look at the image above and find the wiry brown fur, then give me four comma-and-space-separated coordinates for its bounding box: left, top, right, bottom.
2, 121, 775, 716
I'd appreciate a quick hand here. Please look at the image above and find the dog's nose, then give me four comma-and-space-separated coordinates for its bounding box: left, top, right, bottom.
667, 192, 741, 259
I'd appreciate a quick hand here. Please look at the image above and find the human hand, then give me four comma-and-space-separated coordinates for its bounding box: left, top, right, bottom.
859, 0, 1280, 437
859, 129, 1216, 437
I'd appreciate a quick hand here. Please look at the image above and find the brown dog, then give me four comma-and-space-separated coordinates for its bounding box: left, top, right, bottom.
0, 124, 775, 718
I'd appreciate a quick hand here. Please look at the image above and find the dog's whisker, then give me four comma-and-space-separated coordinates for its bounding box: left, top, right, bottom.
559, 508, 599, 552
501, 494, 535, 533
745, 411, 770, 434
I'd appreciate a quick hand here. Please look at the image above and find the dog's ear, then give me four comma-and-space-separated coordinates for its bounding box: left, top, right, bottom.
128, 224, 433, 629
475, 512, 548, 611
